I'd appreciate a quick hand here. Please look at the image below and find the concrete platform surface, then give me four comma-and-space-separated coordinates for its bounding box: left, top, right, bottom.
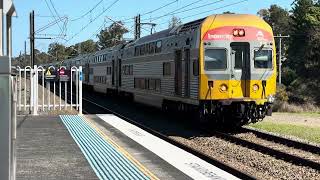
16, 114, 191, 180
16, 115, 98, 180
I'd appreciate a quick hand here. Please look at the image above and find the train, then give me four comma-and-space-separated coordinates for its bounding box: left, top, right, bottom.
44, 14, 277, 126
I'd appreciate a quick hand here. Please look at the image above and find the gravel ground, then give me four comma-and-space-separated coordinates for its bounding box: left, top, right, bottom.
171, 136, 320, 180
234, 132, 320, 164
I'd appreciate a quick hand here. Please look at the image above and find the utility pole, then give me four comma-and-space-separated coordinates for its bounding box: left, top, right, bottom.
24, 41, 26, 66
29, 10, 35, 66
274, 34, 290, 85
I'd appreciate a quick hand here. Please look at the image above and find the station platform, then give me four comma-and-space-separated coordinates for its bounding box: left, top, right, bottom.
16, 114, 240, 180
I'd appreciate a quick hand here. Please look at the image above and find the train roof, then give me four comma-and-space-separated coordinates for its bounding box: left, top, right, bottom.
133, 17, 205, 46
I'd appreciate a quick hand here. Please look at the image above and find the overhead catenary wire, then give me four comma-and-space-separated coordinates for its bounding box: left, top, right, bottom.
119, 0, 178, 22
49, 0, 68, 38
66, 0, 121, 44
156, 0, 248, 27
90, 19, 110, 39
144, 0, 224, 23
44, 0, 64, 36
140, 0, 207, 23
70, 0, 105, 22
35, 16, 67, 34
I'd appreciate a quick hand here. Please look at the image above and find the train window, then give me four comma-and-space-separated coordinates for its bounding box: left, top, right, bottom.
155, 79, 161, 91
129, 65, 133, 75
127, 66, 130, 75
163, 62, 171, 76
149, 42, 155, 54
254, 50, 273, 69
155, 40, 162, 53
149, 79, 156, 90
234, 49, 243, 69
134, 78, 146, 89
135, 46, 140, 56
193, 60, 199, 76
106, 67, 111, 75
140, 45, 145, 56
145, 44, 150, 55
204, 49, 227, 70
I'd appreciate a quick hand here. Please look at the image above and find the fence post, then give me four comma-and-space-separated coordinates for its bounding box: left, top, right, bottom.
11, 76, 17, 180
32, 65, 38, 115
79, 66, 82, 115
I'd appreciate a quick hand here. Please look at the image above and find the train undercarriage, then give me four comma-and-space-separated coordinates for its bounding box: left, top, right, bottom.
198, 101, 273, 126
161, 98, 273, 127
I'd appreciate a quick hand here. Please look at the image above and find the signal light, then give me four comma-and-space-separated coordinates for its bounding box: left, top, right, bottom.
233, 29, 245, 37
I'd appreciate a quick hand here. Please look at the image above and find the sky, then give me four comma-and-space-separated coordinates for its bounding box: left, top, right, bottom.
11, 0, 293, 57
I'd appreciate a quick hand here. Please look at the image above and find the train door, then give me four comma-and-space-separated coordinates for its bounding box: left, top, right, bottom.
174, 50, 182, 96
118, 58, 122, 87
85, 63, 90, 83
231, 42, 250, 97
112, 60, 115, 86
184, 49, 190, 97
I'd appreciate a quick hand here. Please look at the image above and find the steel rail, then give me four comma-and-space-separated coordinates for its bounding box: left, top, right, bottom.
241, 127, 320, 155
210, 130, 320, 171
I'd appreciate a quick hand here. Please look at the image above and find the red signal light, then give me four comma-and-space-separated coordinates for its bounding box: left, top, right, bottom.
233, 29, 245, 37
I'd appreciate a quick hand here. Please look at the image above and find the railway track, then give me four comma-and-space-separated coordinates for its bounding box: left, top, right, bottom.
80, 95, 256, 180
52, 85, 320, 178
208, 130, 320, 171
240, 127, 320, 155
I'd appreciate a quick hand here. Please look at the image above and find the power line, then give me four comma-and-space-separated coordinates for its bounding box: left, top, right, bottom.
70, 0, 104, 21
179, 0, 248, 21
43, 0, 65, 40
141, 0, 207, 23
156, 0, 248, 27
66, 0, 121, 44
118, 0, 178, 23
49, 0, 67, 38
146, 0, 224, 22
90, 19, 110, 39
35, 16, 67, 34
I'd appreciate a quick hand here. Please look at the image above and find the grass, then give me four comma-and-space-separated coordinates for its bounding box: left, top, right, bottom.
249, 121, 320, 144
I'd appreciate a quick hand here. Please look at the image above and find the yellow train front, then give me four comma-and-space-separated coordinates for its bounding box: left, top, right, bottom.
199, 14, 276, 125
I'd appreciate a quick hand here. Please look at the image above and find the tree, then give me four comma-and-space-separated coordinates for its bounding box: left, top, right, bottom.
258, 5, 290, 35
287, 0, 314, 77
36, 51, 52, 64
47, 42, 68, 62
70, 40, 98, 56
97, 21, 128, 49
303, 5, 320, 78
168, 16, 182, 28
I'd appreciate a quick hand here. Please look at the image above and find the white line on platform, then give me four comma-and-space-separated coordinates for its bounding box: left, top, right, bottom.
97, 114, 240, 180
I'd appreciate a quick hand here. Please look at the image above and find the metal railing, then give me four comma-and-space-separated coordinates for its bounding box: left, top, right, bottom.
15, 65, 82, 115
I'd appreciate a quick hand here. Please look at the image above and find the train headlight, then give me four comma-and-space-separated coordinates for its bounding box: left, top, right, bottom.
220, 84, 228, 92
233, 29, 239, 36
267, 95, 275, 103
233, 29, 245, 37
253, 84, 259, 92
239, 29, 245, 36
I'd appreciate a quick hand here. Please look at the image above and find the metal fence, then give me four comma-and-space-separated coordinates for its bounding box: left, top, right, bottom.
15, 65, 82, 115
